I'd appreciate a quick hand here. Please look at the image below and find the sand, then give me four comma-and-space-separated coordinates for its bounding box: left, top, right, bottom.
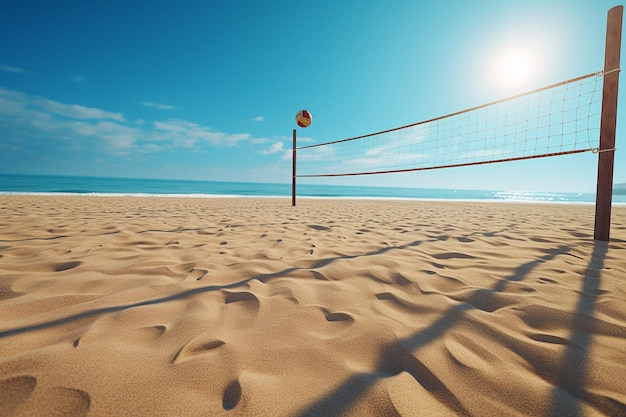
0, 195, 625, 417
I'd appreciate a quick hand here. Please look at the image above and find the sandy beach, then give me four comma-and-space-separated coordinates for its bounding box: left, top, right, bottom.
0, 195, 625, 417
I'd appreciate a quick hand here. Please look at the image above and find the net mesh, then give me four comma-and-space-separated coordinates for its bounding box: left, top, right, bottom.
296, 72, 604, 177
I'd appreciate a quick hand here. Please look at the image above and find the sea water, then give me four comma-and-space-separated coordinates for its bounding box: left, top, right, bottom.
1, 174, 625, 204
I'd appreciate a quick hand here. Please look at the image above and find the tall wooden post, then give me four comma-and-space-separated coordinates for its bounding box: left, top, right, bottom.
594, 5, 622, 242
292, 129, 297, 206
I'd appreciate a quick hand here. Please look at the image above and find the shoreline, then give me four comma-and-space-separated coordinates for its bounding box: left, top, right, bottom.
3, 173, 624, 204
2, 191, 625, 206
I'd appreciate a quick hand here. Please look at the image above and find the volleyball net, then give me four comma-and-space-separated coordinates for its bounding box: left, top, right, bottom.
295, 71, 607, 178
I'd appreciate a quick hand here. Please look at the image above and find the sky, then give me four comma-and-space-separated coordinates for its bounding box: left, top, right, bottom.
1, 0, 625, 193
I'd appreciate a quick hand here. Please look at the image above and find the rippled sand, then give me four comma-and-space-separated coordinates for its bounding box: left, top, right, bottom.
1, 196, 625, 416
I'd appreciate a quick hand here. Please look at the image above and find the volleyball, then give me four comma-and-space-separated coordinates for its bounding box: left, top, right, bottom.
296, 110, 312, 128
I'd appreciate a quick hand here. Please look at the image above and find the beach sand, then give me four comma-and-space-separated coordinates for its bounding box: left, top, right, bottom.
0, 196, 625, 417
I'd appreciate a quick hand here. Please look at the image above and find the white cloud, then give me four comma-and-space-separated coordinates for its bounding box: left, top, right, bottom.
294, 135, 315, 144
33, 98, 126, 122
0, 65, 26, 73
70, 76, 85, 82
252, 116, 264, 122
153, 119, 250, 146
0, 88, 125, 122
0, 87, 264, 158
0, 88, 143, 154
461, 148, 510, 160
260, 142, 284, 155
0, 88, 28, 111
249, 137, 269, 144
366, 142, 401, 156
71, 120, 141, 153
142, 101, 176, 110
347, 152, 429, 166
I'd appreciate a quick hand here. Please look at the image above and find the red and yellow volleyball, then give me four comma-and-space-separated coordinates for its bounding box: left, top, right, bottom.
295, 110, 312, 128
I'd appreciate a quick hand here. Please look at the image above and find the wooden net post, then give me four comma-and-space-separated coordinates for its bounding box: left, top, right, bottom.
292, 129, 297, 206
594, 5, 622, 242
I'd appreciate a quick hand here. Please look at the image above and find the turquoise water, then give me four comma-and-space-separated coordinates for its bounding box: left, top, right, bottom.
1, 174, 625, 204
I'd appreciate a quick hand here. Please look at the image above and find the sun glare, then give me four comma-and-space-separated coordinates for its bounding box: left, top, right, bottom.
494, 48, 536, 90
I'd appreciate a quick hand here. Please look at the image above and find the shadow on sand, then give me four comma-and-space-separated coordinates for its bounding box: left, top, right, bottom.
296, 244, 573, 417
1, 234, 619, 415
549, 241, 624, 416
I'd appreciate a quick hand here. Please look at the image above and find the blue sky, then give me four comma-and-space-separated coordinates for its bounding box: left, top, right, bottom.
1, 0, 624, 192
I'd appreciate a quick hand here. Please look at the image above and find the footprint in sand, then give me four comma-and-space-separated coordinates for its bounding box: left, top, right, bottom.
172, 337, 226, 364
320, 307, 354, 324
224, 291, 260, 311
0, 375, 37, 415
222, 379, 242, 410
432, 252, 476, 260
308, 224, 330, 231
53, 261, 82, 272
45, 387, 91, 416
140, 324, 168, 338
0, 276, 20, 301
530, 237, 553, 243
375, 292, 426, 314
528, 333, 571, 346
221, 291, 261, 328
310, 270, 329, 281
0, 379, 91, 417
393, 273, 413, 286
191, 269, 208, 281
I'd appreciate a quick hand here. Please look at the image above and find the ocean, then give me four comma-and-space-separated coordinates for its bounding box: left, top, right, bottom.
1, 174, 625, 204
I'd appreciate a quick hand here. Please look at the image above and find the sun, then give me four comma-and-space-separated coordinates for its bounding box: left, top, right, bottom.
493, 47, 536, 90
